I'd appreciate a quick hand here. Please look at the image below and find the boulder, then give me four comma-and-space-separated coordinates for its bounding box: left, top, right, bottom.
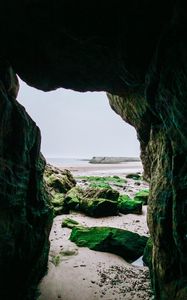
63, 187, 83, 212
143, 238, 153, 269
44, 164, 76, 193
64, 186, 119, 216
80, 198, 118, 217
126, 173, 141, 180
118, 195, 142, 214
83, 187, 119, 201
44, 164, 76, 214
61, 218, 81, 229
70, 226, 148, 262
134, 189, 149, 205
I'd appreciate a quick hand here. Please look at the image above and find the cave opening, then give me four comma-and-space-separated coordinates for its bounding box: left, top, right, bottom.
17, 78, 151, 300
18, 79, 140, 161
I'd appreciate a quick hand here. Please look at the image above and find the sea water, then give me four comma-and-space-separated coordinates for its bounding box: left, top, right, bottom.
46, 157, 90, 167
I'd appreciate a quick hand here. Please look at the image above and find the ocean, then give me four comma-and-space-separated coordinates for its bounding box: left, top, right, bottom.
46, 157, 90, 167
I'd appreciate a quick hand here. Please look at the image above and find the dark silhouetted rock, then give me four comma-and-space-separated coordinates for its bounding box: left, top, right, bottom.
80, 197, 118, 217
126, 173, 141, 180
0, 65, 53, 300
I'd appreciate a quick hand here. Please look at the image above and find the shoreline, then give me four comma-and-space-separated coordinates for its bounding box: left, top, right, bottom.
58, 161, 143, 177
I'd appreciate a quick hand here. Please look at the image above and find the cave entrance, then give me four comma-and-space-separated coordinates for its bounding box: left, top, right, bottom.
18, 79, 150, 300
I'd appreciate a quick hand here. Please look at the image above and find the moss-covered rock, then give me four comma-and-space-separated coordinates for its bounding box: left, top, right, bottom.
63, 186, 119, 216
134, 189, 149, 205
89, 182, 112, 189
83, 187, 119, 201
61, 218, 81, 229
44, 164, 76, 194
63, 186, 83, 212
44, 164, 77, 215
118, 195, 142, 214
126, 173, 141, 180
50, 192, 65, 216
143, 238, 153, 269
77, 175, 127, 189
45, 173, 74, 194
70, 226, 148, 262
80, 198, 118, 217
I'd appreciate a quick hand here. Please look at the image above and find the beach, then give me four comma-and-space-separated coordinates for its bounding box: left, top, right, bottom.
39, 161, 152, 300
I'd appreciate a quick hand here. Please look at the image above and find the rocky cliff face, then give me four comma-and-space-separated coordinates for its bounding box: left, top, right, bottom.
0, 1, 187, 299
108, 25, 187, 298
0, 64, 53, 299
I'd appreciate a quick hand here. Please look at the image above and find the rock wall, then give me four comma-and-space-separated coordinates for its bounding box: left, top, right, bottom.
0, 63, 53, 300
108, 23, 187, 298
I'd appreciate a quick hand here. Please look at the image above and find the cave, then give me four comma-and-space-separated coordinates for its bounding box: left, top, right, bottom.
0, 1, 187, 299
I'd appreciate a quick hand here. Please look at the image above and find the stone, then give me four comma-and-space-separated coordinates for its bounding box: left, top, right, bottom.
80, 198, 118, 217
70, 226, 148, 262
82, 187, 119, 202
134, 189, 149, 205
143, 238, 153, 270
44, 164, 76, 194
0, 65, 53, 300
126, 173, 141, 180
63, 186, 119, 216
44, 164, 76, 215
61, 218, 81, 229
89, 157, 140, 164
118, 195, 142, 214
63, 186, 83, 212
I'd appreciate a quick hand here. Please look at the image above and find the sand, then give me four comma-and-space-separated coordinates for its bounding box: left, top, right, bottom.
39, 162, 153, 300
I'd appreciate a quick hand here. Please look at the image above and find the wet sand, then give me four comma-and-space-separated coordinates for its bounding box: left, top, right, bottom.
59, 161, 143, 177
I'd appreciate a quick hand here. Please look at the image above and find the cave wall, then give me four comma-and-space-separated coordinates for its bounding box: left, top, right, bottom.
0, 1, 187, 299
0, 63, 53, 300
108, 22, 187, 298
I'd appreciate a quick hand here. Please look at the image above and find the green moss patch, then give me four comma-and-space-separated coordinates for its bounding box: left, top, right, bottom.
118, 195, 142, 214
77, 175, 127, 189
134, 189, 149, 205
63, 186, 119, 217
61, 218, 81, 229
70, 226, 148, 262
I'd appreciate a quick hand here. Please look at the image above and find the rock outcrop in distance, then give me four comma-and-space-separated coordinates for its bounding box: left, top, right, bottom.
89, 157, 140, 164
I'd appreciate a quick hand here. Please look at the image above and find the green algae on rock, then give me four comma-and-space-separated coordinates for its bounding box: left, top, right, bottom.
134, 189, 149, 205
82, 187, 119, 202
44, 164, 76, 215
45, 170, 76, 194
63, 187, 83, 212
77, 176, 127, 189
61, 218, 81, 229
118, 195, 142, 214
80, 198, 118, 217
63, 186, 119, 216
126, 173, 141, 180
70, 226, 148, 262
143, 238, 153, 269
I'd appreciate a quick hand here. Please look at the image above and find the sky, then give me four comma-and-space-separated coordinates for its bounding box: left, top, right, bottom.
18, 79, 140, 159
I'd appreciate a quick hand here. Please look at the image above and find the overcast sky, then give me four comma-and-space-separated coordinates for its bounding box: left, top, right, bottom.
18, 79, 140, 159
